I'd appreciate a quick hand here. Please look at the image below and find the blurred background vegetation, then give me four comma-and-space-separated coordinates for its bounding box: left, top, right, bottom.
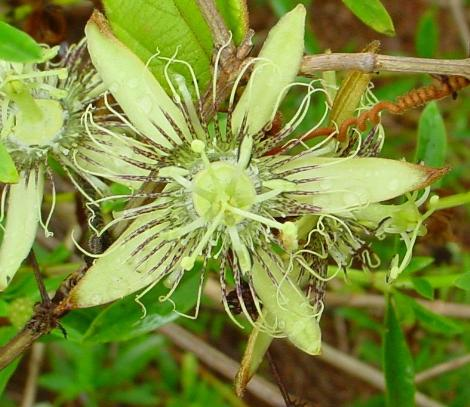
1, 0, 470, 406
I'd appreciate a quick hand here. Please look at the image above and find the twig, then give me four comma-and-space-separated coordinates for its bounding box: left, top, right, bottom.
326, 292, 470, 319
195, 0, 234, 50
0, 265, 86, 371
195, 0, 253, 120
266, 349, 294, 406
159, 323, 285, 407
333, 314, 349, 353
300, 53, 470, 78
448, 0, 470, 54
28, 250, 51, 307
415, 354, 470, 383
20, 343, 45, 407
319, 343, 445, 407
161, 322, 444, 407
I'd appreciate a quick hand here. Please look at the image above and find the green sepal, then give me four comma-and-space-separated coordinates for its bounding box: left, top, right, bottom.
0, 142, 19, 184
235, 325, 273, 396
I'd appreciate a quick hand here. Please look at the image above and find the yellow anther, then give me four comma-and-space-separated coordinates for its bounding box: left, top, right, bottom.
191, 139, 205, 154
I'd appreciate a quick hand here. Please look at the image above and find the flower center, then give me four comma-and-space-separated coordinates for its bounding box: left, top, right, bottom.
4, 80, 64, 146
191, 161, 257, 226
14, 99, 64, 146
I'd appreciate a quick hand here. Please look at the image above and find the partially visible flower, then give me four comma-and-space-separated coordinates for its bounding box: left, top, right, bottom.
0, 41, 143, 289
65, 7, 445, 354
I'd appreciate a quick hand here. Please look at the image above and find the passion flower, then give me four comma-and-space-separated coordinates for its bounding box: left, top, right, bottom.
66, 6, 445, 354
0, 41, 143, 289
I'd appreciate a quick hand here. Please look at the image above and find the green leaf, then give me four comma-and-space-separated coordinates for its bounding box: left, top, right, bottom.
101, 183, 132, 214
215, 0, 249, 45
393, 292, 416, 326
0, 142, 19, 184
83, 266, 203, 343
0, 21, 43, 63
411, 277, 434, 300
454, 272, 470, 291
342, 0, 395, 36
395, 292, 463, 335
413, 300, 463, 335
103, 0, 248, 95
33, 243, 71, 266
337, 308, 382, 331
415, 9, 439, 58
98, 336, 165, 387
399, 256, 434, 276
181, 353, 198, 397
415, 102, 447, 171
383, 298, 415, 407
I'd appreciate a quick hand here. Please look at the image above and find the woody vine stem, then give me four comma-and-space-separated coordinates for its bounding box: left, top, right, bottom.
1, 0, 470, 379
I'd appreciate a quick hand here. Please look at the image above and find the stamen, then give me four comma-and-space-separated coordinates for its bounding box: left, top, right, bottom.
226, 204, 283, 230
228, 226, 251, 274
237, 135, 253, 169
161, 217, 205, 240
158, 166, 191, 189
254, 179, 296, 203
3, 68, 68, 84
190, 140, 211, 168
174, 75, 205, 140
180, 210, 224, 270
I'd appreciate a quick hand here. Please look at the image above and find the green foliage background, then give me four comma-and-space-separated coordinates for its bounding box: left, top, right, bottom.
1, 0, 470, 406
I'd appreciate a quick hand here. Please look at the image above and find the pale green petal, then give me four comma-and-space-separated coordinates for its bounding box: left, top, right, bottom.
276, 156, 446, 212
68, 206, 187, 308
0, 168, 44, 290
232, 5, 306, 135
85, 11, 189, 150
252, 251, 321, 355
75, 136, 151, 189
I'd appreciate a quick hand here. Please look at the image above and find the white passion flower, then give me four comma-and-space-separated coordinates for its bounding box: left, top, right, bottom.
64, 7, 445, 354
0, 41, 138, 289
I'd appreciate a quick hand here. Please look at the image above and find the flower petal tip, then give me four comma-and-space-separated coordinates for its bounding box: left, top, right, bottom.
420, 165, 450, 188
87, 10, 112, 36
292, 3, 306, 15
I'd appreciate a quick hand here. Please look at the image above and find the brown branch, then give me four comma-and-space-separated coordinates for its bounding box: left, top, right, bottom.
161, 321, 445, 407
159, 323, 285, 407
195, 0, 253, 120
326, 292, 470, 319
28, 250, 51, 307
265, 75, 470, 154
0, 265, 86, 371
266, 349, 294, 407
195, 0, 234, 50
320, 343, 445, 407
415, 354, 470, 384
300, 54, 470, 79
448, 0, 470, 54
